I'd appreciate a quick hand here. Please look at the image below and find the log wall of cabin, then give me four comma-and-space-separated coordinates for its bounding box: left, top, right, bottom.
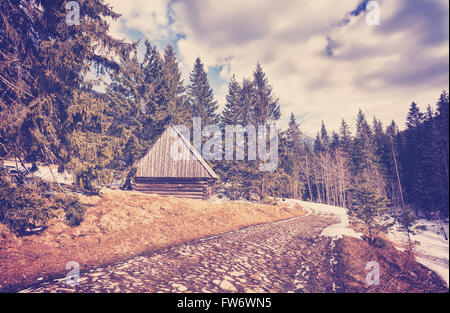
132, 177, 215, 199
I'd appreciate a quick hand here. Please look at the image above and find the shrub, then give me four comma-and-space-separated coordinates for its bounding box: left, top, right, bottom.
0, 166, 87, 233
0, 167, 53, 234
52, 193, 87, 226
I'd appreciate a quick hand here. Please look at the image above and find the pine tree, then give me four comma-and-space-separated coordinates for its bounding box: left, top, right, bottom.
352, 110, 385, 196
187, 57, 219, 125
0, 0, 125, 166
435, 91, 449, 215
141, 41, 172, 129
105, 43, 150, 167
222, 75, 243, 126
372, 118, 389, 174
352, 109, 376, 173
280, 113, 304, 198
339, 118, 352, 154
163, 44, 189, 125
313, 133, 323, 154
286, 113, 303, 150
401, 102, 425, 212
330, 131, 340, 151
251, 63, 280, 125
0, 0, 127, 193
351, 174, 389, 244
240, 78, 254, 125
217, 75, 243, 198
384, 120, 403, 207
320, 121, 330, 150
406, 101, 424, 128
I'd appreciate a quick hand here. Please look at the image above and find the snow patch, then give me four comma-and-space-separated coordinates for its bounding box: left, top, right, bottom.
285, 199, 362, 240
388, 219, 449, 286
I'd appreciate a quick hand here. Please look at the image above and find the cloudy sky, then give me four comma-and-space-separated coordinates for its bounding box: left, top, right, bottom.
104, 0, 449, 135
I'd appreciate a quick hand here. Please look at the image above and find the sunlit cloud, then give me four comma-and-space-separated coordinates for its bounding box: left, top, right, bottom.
105, 0, 449, 135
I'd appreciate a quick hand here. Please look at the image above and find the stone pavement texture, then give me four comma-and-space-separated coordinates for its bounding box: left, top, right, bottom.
19, 213, 339, 293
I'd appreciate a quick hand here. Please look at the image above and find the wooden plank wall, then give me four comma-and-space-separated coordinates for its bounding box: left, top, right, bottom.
135, 127, 212, 178
132, 177, 215, 199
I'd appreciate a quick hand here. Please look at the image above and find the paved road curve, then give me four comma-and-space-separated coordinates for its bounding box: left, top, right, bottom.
19, 213, 339, 293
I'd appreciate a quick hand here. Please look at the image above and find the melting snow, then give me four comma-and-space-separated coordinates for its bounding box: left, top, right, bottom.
388, 219, 449, 286
284, 199, 362, 240
284, 198, 448, 287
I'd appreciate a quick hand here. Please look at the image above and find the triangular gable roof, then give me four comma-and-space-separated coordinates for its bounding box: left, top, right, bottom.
134, 124, 219, 179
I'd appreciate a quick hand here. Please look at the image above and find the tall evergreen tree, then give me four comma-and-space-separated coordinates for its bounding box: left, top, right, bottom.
280, 113, 304, 198
330, 131, 340, 151
187, 57, 219, 125
141, 41, 173, 129
313, 133, 323, 154
434, 91, 449, 214
222, 75, 242, 126
339, 118, 352, 154
0, 0, 125, 167
352, 109, 375, 173
400, 102, 425, 211
163, 44, 189, 125
285, 113, 303, 150
320, 121, 330, 150
240, 78, 255, 125
352, 110, 385, 195
384, 120, 403, 207
351, 173, 389, 244
251, 63, 280, 124
217, 75, 243, 199
406, 101, 424, 129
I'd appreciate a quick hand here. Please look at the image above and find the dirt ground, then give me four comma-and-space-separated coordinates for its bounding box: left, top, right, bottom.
333, 236, 448, 292
0, 189, 306, 291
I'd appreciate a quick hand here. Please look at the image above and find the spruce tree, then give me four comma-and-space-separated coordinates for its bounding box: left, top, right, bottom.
352, 109, 376, 172
435, 91, 449, 214
286, 113, 303, 150
330, 131, 340, 151
352, 110, 385, 196
251, 63, 280, 124
240, 78, 255, 125
401, 102, 425, 212
313, 133, 323, 154
163, 44, 189, 125
217, 75, 243, 198
0, 0, 125, 165
187, 57, 219, 125
406, 101, 424, 128
320, 121, 330, 151
281, 113, 304, 198
222, 75, 243, 126
339, 118, 352, 154
351, 174, 389, 244
141, 41, 172, 130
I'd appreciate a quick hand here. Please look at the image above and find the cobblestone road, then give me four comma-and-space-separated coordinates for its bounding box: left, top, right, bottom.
19, 213, 339, 293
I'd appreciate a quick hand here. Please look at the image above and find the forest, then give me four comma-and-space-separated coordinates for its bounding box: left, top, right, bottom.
0, 1, 448, 235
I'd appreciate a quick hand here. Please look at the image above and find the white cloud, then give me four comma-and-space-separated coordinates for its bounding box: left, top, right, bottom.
105, 0, 449, 135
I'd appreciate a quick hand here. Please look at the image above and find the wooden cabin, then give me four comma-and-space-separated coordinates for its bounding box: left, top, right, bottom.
131, 124, 219, 199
